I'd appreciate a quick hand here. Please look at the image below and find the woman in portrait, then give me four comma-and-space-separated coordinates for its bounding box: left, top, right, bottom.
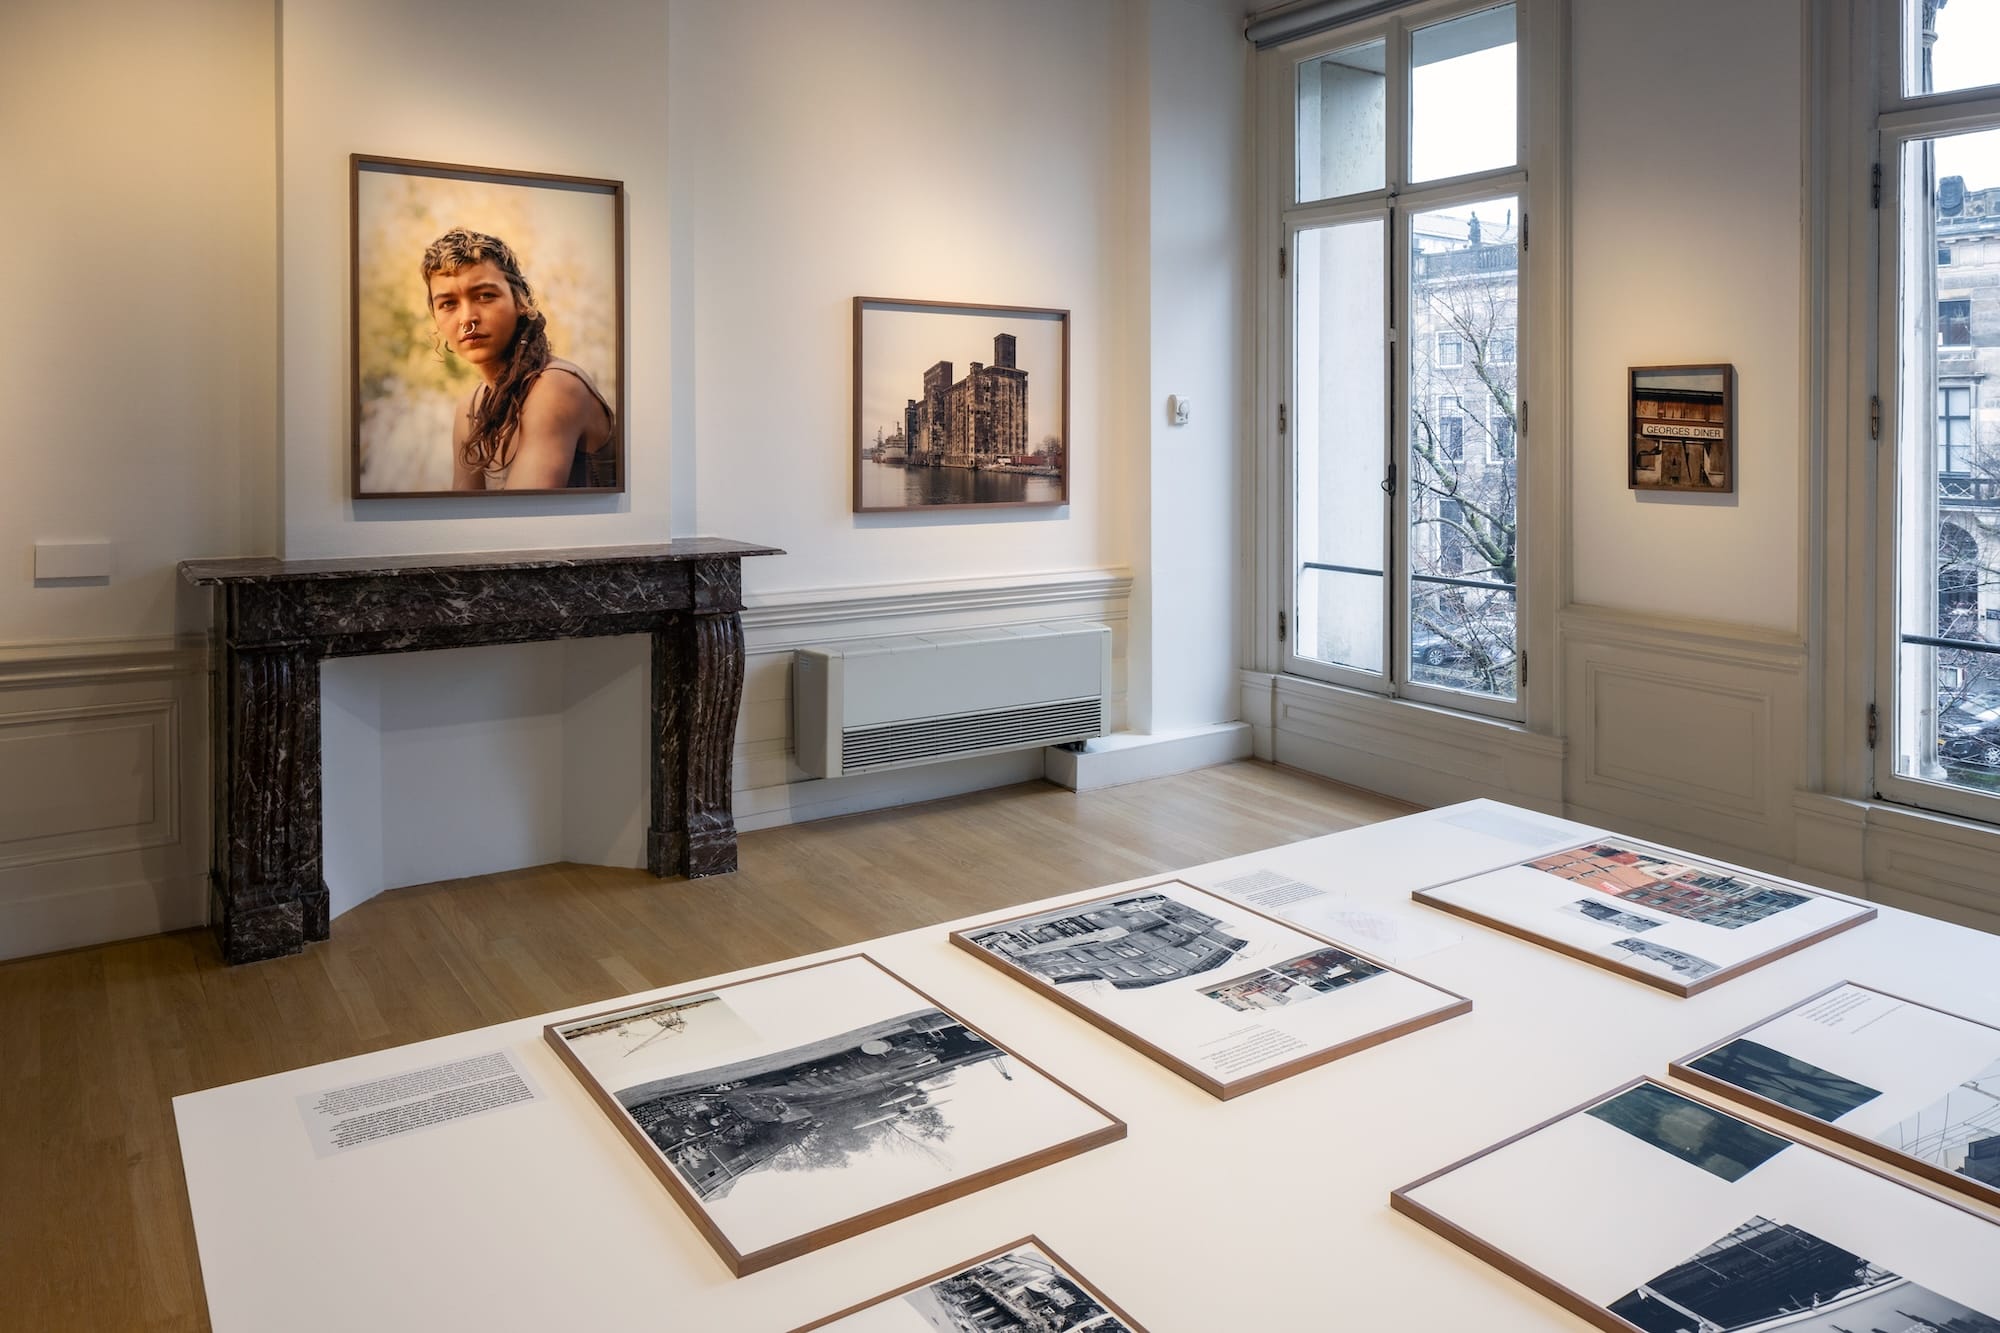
423, 227, 617, 490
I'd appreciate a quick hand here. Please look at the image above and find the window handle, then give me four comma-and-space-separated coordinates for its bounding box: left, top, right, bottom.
1381, 462, 1397, 496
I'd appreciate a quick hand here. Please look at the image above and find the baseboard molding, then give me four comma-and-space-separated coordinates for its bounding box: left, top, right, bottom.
1269, 676, 1565, 813
735, 749, 1047, 832
1044, 722, 1252, 792
0, 873, 209, 960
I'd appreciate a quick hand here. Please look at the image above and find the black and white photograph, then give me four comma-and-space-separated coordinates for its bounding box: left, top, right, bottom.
1558, 898, 1663, 933
543, 956, 1122, 1274
1609, 1216, 2000, 1333
1393, 1078, 2000, 1333
853, 298, 1069, 513
1413, 834, 1874, 995
953, 879, 1468, 1098
796, 1239, 1144, 1333
1672, 983, 2000, 1206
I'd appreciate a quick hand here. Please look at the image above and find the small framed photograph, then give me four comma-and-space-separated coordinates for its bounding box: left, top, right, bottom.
351, 154, 624, 497
1412, 835, 1874, 996
791, 1236, 1148, 1332
952, 878, 1470, 1099
542, 955, 1123, 1276
1672, 981, 2000, 1209
1392, 1077, 2000, 1333
1629, 363, 1733, 493
853, 297, 1069, 513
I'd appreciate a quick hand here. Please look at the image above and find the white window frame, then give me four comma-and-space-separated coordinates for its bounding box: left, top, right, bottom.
1815, 0, 2000, 826
1260, 0, 1555, 727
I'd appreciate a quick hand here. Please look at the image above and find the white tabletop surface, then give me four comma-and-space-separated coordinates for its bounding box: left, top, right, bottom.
175, 800, 2000, 1331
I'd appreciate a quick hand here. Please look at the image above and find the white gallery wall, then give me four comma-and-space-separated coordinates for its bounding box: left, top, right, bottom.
0, 0, 275, 957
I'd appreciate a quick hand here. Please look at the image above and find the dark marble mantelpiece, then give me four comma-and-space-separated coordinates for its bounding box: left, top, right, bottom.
181, 539, 782, 965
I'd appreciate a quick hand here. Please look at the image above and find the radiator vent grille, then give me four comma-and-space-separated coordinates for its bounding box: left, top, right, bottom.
840, 697, 1104, 773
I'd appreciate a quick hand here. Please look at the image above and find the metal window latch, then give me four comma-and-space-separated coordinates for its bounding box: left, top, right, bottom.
1278, 610, 1288, 643
1381, 462, 1397, 496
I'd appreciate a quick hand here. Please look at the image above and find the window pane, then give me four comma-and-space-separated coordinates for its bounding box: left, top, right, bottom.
1294, 218, 1387, 675
1906, 0, 2000, 98
1409, 197, 1519, 700
1893, 128, 2000, 800
1410, 4, 1516, 184
1297, 39, 1386, 202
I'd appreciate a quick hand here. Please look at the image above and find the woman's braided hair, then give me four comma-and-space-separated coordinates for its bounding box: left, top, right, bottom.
422, 228, 552, 473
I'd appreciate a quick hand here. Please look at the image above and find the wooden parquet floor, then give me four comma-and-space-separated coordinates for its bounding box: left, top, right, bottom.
0, 761, 1412, 1331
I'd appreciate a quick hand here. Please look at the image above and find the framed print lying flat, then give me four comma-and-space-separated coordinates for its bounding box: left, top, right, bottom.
951, 879, 1470, 1099
1671, 981, 2000, 1209
1392, 1078, 2000, 1333
1411, 836, 1874, 996
792, 1236, 1147, 1333
543, 955, 1124, 1276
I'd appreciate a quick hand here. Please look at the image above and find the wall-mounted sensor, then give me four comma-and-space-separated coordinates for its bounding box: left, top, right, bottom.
1168, 394, 1192, 426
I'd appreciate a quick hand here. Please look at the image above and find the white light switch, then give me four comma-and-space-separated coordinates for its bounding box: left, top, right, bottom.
1168, 394, 1192, 426
34, 541, 112, 580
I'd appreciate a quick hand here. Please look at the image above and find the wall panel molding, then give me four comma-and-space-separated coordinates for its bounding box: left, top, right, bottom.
0, 637, 208, 960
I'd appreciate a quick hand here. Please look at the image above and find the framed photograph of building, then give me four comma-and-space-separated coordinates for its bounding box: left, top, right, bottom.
542, 955, 1124, 1276
352, 154, 624, 498
1411, 836, 1874, 996
1672, 981, 2000, 1209
951, 879, 1470, 1099
1629, 363, 1733, 493
791, 1236, 1148, 1332
853, 297, 1069, 513
1391, 1077, 2000, 1333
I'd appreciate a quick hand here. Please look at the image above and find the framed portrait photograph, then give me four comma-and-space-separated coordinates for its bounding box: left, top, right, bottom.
351, 154, 624, 498
792, 1236, 1148, 1332
1392, 1077, 2000, 1333
1672, 981, 2000, 1210
853, 297, 1069, 513
542, 955, 1124, 1277
1412, 835, 1874, 996
952, 879, 1469, 1099
1629, 363, 1734, 493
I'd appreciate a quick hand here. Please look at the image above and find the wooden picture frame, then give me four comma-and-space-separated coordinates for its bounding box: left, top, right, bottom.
351, 154, 626, 498
1392, 1076, 2000, 1333
951, 878, 1471, 1099
542, 954, 1124, 1277
1671, 980, 2000, 1210
790, 1234, 1150, 1332
1628, 363, 1734, 493
1412, 835, 1875, 997
853, 297, 1070, 513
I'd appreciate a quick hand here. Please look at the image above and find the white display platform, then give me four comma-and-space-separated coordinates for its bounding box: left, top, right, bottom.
175, 801, 2000, 1331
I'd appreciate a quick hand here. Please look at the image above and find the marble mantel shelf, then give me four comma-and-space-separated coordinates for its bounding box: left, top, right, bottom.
181, 538, 783, 965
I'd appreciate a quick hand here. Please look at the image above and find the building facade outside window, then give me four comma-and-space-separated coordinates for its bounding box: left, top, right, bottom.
1276, 0, 1528, 719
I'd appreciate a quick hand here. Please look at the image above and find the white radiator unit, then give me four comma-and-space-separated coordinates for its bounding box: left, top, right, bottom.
794, 623, 1110, 778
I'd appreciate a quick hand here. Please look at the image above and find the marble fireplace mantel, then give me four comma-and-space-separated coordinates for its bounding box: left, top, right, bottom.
180, 539, 782, 965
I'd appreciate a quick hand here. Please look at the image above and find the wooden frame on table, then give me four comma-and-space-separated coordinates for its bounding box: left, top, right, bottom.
852, 296, 1071, 514
351, 153, 626, 498
790, 1234, 1150, 1332
1671, 979, 2000, 1211
951, 878, 1471, 1100
543, 954, 1124, 1277
1411, 835, 1876, 997
1392, 1076, 2000, 1333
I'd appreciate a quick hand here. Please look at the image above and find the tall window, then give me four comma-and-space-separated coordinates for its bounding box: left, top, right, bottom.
1880, 0, 2000, 817
1284, 1, 1524, 716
